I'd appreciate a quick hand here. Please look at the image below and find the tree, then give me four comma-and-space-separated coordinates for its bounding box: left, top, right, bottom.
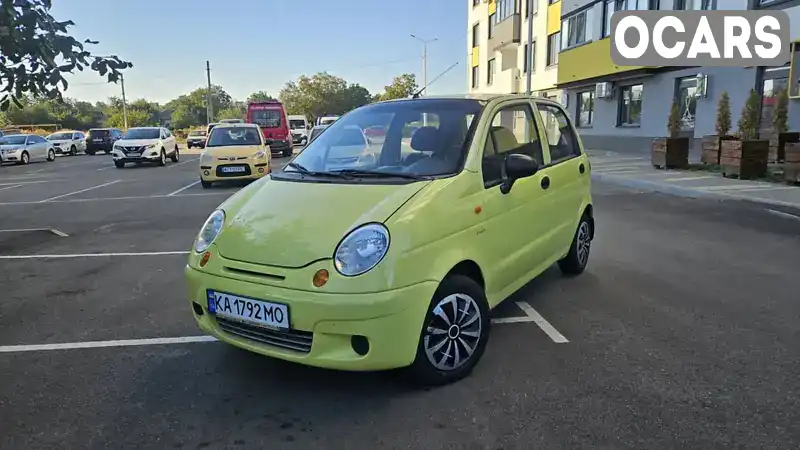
246, 91, 276, 103
164, 85, 233, 128
105, 108, 151, 129
279, 72, 372, 122
0, 0, 132, 111
737, 89, 761, 140
374, 74, 417, 102
217, 106, 245, 121
667, 99, 682, 138
716, 91, 731, 136
773, 88, 789, 134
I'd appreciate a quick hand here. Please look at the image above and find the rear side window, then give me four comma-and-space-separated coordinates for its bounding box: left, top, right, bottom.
536, 103, 581, 163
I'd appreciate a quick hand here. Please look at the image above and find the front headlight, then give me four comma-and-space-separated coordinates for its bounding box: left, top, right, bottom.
194, 209, 225, 253
333, 223, 390, 276
200, 151, 212, 163
145, 144, 157, 149
253, 150, 266, 159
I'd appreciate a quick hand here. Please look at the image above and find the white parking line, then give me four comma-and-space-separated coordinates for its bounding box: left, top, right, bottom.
168, 180, 201, 196
0, 250, 189, 260
0, 336, 218, 353
0, 184, 22, 191
0, 191, 231, 206
96, 165, 118, 171
39, 180, 121, 202
0, 180, 55, 186
166, 157, 199, 169
513, 302, 569, 343
696, 184, 789, 192
767, 209, 800, 221
0, 228, 68, 237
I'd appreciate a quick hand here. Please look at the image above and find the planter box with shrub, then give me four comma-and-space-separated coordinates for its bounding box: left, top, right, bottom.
702, 91, 732, 165
652, 99, 689, 169
720, 89, 769, 179
784, 142, 800, 184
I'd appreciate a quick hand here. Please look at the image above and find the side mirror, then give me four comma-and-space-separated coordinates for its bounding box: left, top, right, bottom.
264, 138, 274, 146
500, 153, 539, 194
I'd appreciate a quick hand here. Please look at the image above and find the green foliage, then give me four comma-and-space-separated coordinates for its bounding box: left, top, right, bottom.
279, 72, 371, 122
246, 91, 276, 103
737, 89, 761, 140
164, 85, 233, 128
773, 88, 789, 134
373, 74, 417, 102
667, 99, 682, 138
715, 91, 731, 136
216, 105, 245, 121
0, 0, 132, 111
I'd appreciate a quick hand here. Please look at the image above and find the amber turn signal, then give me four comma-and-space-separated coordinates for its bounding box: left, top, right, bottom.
313, 269, 329, 287
199, 252, 211, 267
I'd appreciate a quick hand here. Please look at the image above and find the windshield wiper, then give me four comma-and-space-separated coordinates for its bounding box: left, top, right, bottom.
330, 169, 427, 180
285, 162, 352, 179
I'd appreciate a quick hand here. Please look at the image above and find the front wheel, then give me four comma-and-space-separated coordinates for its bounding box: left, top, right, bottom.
200, 179, 213, 189
158, 149, 166, 166
70, 145, 77, 156
114, 160, 125, 169
47, 149, 56, 161
558, 214, 593, 276
282, 148, 292, 158
407, 275, 491, 386
171, 146, 179, 162
18, 151, 30, 165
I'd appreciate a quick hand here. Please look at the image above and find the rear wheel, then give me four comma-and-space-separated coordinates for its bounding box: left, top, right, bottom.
171, 146, 179, 162
282, 148, 292, 158
407, 275, 491, 386
86, 149, 96, 156
47, 149, 56, 162
104, 148, 111, 154
558, 214, 593, 276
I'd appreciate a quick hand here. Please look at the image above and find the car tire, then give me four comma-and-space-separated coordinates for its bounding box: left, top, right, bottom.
104, 149, 111, 155
18, 151, 30, 165
114, 160, 125, 169
158, 149, 166, 166
201, 179, 213, 189
47, 149, 56, 161
558, 214, 593, 276
300, 137, 307, 146
86, 149, 96, 156
187, 143, 193, 149
282, 148, 292, 158
171, 146, 179, 162
70, 145, 77, 156
407, 274, 491, 387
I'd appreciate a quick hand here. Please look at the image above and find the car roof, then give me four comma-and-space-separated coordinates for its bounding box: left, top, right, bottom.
375, 94, 564, 108
211, 122, 260, 129
2, 133, 30, 137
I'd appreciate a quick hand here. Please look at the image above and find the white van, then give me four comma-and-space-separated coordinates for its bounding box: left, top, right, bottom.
287, 115, 309, 146
316, 115, 339, 127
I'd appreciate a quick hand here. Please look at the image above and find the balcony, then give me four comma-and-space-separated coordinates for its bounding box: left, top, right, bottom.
488, 13, 521, 52
557, 38, 648, 86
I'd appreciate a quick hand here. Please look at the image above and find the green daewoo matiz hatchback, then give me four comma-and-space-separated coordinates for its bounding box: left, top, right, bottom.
187, 95, 594, 385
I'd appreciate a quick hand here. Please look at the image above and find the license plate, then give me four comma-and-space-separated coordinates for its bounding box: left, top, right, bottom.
127, 152, 140, 157
207, 290, 289, 329
221, 166, 246, 173
93, 139, 102, 143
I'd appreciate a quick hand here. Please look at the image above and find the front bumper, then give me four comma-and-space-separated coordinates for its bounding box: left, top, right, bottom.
187, 139, 205, 147
112, 148, 161, 162
0, 151, 20, 162
200, 160, 269, 181
186, 262, 435, 371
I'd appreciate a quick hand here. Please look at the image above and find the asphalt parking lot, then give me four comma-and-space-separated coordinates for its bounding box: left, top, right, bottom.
1, 148, 799, 449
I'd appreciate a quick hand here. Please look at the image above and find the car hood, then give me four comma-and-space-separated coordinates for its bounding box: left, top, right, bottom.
115, 139, 159, 147
205, 145, 263, 158
214, 178, 430, 267
0, 145, 23, 151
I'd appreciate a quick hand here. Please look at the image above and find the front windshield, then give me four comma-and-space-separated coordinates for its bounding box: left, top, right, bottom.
289, 119, 305, 129
188, 130, 206, 136
124, 128, 160, 140
0, 135, 27, 145
288, 99, 482, 177
48, 132, 73, 140
206, 127, 262, 147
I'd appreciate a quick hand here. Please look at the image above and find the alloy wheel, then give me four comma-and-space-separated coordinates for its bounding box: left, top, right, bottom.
423, 293, 482, 371
577, 221, 591, 267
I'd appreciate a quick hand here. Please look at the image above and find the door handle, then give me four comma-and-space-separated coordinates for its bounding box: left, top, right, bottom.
579, 163, 585, 174
541, 176, 550, 190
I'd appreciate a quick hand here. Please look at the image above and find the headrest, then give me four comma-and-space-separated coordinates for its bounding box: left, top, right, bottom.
491, 126, 519, 154
410, 126, 443, 153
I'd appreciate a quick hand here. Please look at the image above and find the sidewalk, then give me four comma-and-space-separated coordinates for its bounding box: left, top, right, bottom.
588, 149, 800, 210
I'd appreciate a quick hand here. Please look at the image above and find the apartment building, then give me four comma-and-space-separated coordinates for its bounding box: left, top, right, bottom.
556, 0, 800, 153
467, 0, 563, 101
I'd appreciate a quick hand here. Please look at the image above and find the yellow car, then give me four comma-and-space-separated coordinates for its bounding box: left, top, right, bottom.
186, 95, 594, 385
199, 123, 270, 188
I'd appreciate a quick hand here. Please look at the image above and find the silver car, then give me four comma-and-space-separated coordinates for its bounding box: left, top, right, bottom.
0, 134, 56, 165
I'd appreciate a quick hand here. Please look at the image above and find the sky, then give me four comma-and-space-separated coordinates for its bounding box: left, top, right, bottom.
51, 0, 468, 105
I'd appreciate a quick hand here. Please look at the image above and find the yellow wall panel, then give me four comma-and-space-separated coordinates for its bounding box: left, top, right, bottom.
547, 1, 561, 35
471, 47, 480, 67
557, 39, 646, 85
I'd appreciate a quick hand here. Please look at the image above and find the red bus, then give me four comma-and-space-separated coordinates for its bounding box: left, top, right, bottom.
246, 100, 293, 157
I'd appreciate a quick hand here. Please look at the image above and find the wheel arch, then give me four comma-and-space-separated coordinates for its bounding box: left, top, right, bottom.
443, 260, 485, 291
582, 203, 594, 240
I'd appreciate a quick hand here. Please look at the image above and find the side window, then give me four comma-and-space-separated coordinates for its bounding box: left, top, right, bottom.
536, 103, 581, 163
165, 129, 172, 138
481, 103, 543, 186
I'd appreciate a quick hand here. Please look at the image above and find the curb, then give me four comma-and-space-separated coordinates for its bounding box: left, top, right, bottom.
591, 172, 800, 210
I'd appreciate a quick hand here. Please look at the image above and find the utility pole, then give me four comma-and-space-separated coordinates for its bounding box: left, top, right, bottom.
525, 0, 534, 96
120, 73, 128, 130
206, 61, 213, 123
411, 34, 438, 97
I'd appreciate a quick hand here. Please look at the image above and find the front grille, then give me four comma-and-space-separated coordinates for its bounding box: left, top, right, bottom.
216, 316, 313, 353
123, 146, 145, 154
216, 156, 247, 161
216, 164, 252, 177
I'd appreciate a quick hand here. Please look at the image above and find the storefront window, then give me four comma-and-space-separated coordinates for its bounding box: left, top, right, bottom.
676, 76, 698, 131
577, 91, 594, 127
618, 84, 643, 126
760, 66, 789, 132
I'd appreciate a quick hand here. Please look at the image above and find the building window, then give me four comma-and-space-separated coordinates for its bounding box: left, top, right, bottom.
678, 0, 715, 9
488, 14, 496, 38
675, 76, 698, 131
496, 0, 519, 23
525, 0, 538, 16
618, 84, 643, 126
759, 66, 789, 131
472, 23, 480, 47
522, 41, 536, 73
488, 58, 496, 85
577, 91, 594, 127
472, 65, 480, 89
603, 0, 657, 38
562, 8, 593, 50
547, 32, 560, 66
473, 0, 480, 6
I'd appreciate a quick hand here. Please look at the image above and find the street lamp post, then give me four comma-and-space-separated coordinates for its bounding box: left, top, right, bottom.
410, 34, 438, 97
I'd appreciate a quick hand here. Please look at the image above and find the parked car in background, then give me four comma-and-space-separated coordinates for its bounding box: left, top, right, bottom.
112, 127, 179, 168
186, 129, 208, 149
0, 134, 56, 165
307, 125, 329, 144
288, 115, 309, 146
363, 125, 387, 144
46, 130, 87, 156
316, 115, 339, 126
219, 119, 244, 124
198, 123, 270, 188
185, 95, 595, 385
86, 128, 123, 155
247, 100, 292, 157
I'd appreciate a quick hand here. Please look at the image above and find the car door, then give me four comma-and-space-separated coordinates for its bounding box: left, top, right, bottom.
27, 135, 46, 160
534, 101, 589, 256
165, 128, 176, 154
73, 132, 85, 152
476, 100, 553, 296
